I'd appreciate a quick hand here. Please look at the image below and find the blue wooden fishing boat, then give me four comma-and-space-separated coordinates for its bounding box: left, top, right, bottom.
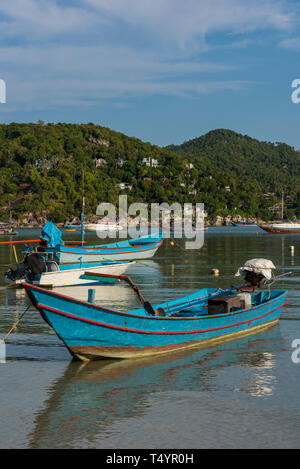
23, 265, 288, 360
22, 222, 164, 263
52, 232, 163, 263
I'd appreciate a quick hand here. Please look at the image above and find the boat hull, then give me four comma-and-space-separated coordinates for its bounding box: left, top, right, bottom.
232, 222, 256, 227
56, 239, 163, 263
6, 262, 134, 288
22, 234, 164, 263
0, 229, 17, 235
23, 284, 288, 360
259, 225, 300, 234
70, 318, 279, 360
36, 262, 133, 288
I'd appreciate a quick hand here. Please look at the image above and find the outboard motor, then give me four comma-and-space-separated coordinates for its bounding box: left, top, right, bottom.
235, 258, 276, 288
5, 253, 47, 283
5, 264, 28, 282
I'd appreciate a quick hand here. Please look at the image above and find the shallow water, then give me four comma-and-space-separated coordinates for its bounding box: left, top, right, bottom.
0, 226, 300, 449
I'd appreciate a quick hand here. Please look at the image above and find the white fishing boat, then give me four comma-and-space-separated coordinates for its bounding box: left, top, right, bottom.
259, 191, 300, 233
85, 220, 124, 232
5, 256, 135, 288
259, 222, 300, 234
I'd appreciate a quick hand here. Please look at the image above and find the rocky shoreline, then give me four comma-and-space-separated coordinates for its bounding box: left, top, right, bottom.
6, 213, 267, 229
205, 215, 265, 226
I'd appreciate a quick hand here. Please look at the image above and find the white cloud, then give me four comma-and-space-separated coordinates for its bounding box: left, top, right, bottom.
0, 0, 98, 38
0, 0, 296, 111
83, 0, 293, 49
0, 44, 245, 110
280, 37, 300, 50
0, 0, 294, 46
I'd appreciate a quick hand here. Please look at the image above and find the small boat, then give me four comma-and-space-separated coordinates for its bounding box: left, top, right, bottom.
85, 221, 124, 232
22, 222, 164, 263
5, 253, 134, 288
64, 224, 81, 230
23, 259, 288, 360
231, 219, 256, 227
259, 191, 300, 233
259, 222, 300, 234
56, 233, 163, 263
0, 212, 17, 235
0, 227, 17, 235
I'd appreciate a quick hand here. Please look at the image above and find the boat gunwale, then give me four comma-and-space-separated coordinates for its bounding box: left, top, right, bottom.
23, 282, 287, 321
57, 240, 163, 253
41, 261, 134, 276
36, 300, 289, 335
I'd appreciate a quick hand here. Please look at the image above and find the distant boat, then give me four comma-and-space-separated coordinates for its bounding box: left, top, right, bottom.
64, 225, 80, 231
65, 220, 124, 232
0, 227, 17, 235
232, 220, 256, 227
259, 190, 300, 233
259, 222, 300, 234
85, 221, 124, 232
0, 209, 17, 235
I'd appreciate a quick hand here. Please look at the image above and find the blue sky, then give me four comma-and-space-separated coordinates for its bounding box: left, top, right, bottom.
1, 0, 300, 148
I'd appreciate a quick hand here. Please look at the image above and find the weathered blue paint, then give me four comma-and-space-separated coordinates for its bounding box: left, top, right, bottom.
22, 232, 164, 263
23, 283, 288, 360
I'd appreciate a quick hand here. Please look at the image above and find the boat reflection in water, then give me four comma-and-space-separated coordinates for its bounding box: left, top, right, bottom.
28, 326, 283, 449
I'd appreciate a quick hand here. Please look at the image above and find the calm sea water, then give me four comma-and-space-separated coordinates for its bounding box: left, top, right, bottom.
0, 226, 300, 449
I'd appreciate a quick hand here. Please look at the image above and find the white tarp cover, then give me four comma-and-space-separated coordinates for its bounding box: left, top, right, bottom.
235, 258, 276, 280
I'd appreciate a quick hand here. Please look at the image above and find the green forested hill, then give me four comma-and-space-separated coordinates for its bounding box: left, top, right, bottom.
0, 123, 299, 223
166, 129, 300, 220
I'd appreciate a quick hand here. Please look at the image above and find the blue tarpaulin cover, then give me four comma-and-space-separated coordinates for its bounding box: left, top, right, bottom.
40, 221, 63, 248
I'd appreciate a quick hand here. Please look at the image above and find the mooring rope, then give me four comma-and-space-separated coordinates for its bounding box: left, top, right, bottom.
0, 304, 31, 343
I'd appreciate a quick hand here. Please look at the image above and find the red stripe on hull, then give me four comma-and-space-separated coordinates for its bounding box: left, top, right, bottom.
37, 301, 288, 336
260, 226, 300, 234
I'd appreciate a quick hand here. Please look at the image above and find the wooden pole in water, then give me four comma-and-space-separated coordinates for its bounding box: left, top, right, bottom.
81, 171, 85, 247
12, 245, 19, 266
